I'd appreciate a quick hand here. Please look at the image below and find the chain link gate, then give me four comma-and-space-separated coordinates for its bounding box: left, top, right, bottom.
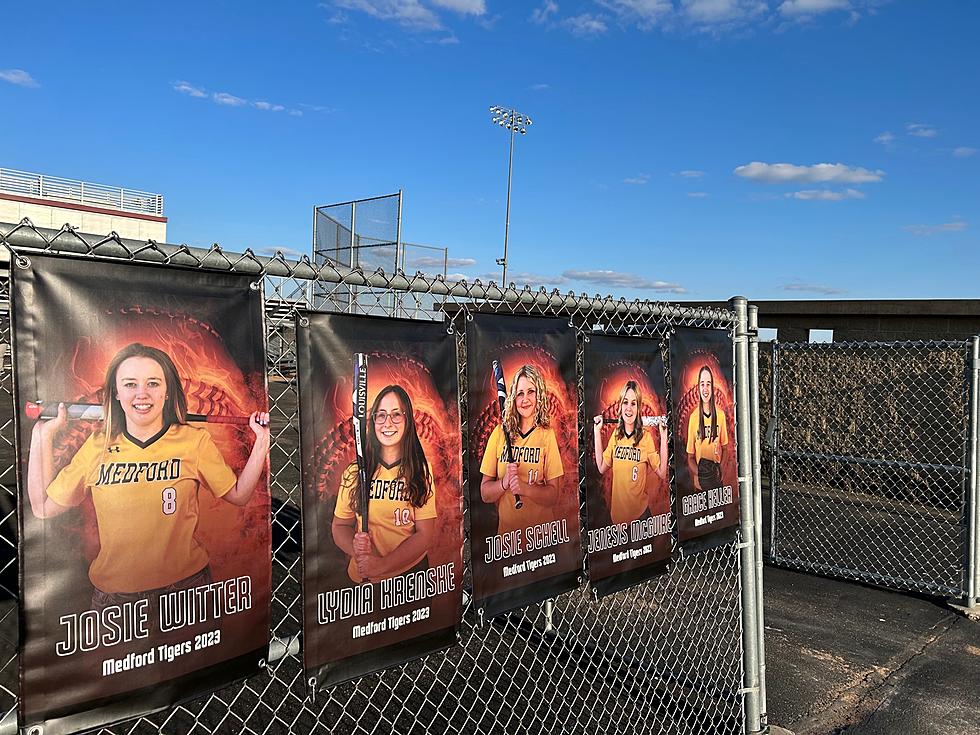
0, 220, 765, 735
769, 339, 977, 602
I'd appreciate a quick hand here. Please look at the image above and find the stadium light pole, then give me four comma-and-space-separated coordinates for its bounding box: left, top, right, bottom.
489, 105, 532, 286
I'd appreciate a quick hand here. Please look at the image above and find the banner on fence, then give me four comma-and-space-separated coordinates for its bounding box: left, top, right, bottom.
297, 312, 463, 690
584, 335, 672, 597
12, 253, 271, 735
466, 314, 581, 618
669, 326, 740, 545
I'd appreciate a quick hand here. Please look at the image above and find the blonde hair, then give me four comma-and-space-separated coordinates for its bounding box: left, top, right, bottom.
503, 364, 550, 436
615, 380, 644, 446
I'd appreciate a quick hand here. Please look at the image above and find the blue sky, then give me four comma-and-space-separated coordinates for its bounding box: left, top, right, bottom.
1, 1, 977, 301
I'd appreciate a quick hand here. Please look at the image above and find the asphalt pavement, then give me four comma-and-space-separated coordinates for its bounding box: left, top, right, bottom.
763, 564, 980, 735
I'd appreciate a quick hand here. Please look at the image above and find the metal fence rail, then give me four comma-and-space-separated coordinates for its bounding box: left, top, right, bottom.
0, 220, 764, 734
770, 339, 975, 601
0, 168, 165, 216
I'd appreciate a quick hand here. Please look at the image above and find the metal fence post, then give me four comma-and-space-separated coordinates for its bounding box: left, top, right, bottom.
769, 341, 779, 561
748, 305, 767, 723
967, 336, 979, 608
730, 296, 763, 734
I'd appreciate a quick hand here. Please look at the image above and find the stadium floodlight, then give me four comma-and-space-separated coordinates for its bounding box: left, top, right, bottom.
488, 105, 533, 286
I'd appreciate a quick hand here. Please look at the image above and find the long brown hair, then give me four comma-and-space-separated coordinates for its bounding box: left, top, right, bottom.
101, 343, 187, 441
615, 380, 644, 446
697, 365, 719, 443
350, 384, 432, 513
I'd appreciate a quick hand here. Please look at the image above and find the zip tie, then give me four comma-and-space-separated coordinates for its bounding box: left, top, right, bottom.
736, 541, 754, 550
739, 686, 760, 695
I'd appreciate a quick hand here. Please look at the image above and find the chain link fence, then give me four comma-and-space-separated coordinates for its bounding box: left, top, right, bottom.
0, 220, 764, 734
769, 339, 977, 601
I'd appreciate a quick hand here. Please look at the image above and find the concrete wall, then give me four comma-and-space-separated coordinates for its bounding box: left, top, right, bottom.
0, 197, 167, 242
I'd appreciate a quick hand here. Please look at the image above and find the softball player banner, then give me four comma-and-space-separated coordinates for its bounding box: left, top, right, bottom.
466, 314, 581, 618
12, 253, 271, 735
584, 335, 672, 598
668, 327, 740, 546
297, 312, 463, 692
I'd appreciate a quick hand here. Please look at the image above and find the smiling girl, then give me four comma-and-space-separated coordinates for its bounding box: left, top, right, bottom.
686, 365, 729, 493
331, 385, 436, 583
592, 380, 667, 525
26, 342, 269, 608
480, 364, 564, 534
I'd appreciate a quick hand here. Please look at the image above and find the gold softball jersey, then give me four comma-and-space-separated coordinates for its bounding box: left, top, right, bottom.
334, 460, 437, 583
46, 424, 238, 594
602, 430, 660, 525
480, 425, 564, 533
686, 409, 730, 463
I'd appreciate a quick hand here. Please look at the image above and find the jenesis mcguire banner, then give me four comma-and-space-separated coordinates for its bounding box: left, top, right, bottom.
466, 314, 581, 618
297, 313, 463, 691
12, 253, 271, 735
584, 335, 672, 597
668, 327, 740, 545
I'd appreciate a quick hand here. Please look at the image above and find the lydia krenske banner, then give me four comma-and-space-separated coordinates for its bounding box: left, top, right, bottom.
297, 312, 463, 691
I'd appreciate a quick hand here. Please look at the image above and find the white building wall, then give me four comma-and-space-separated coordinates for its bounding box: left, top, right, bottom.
0, 198, 167, 241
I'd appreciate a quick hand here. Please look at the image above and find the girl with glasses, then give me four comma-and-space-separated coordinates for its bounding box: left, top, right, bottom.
331, 384, 436, 583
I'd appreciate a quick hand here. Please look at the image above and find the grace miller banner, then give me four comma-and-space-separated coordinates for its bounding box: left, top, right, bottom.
12, 253, 271, 735
668, 327, 740, 545
466, 314, 581, 618
297, 313, 463, 691
584, 335, 672, 598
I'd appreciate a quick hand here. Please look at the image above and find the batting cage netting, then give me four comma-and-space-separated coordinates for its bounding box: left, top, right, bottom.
0, 220, 767, 735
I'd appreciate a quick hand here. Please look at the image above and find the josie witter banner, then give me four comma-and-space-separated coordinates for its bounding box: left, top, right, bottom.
13, 252, 271, 735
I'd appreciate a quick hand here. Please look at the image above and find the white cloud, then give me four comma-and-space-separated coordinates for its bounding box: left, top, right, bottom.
410, 255, 476, 268
334, 0, 443, 30
172, 81, 307, 117
782, 282, 847, 295
906, 122, 938, 138
734, 161, 884, 184
787, 188, 865, 201
331, 0, 485, 31
778, 0, 850, 17
496, 271, 571, 286
953, 147, 976, 158
687, 191, 709, 198
682, 0, 767, 25
173, 80, 207, 98
874, 131, 895, 145
430, 0, 485, 14
678, 169, 705, 178
903, 219, 967, 236
564, 13, 608, 35
530, 83, 551, 91
0, 69, 39, 87
530, 0, 559, 23
213, 92, 247, 106
597, 0, 672, 29
563, 269, 687, 293
624, 173, 651, 185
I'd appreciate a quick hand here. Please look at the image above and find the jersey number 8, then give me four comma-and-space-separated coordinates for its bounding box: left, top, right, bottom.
162, 487, 177, 515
